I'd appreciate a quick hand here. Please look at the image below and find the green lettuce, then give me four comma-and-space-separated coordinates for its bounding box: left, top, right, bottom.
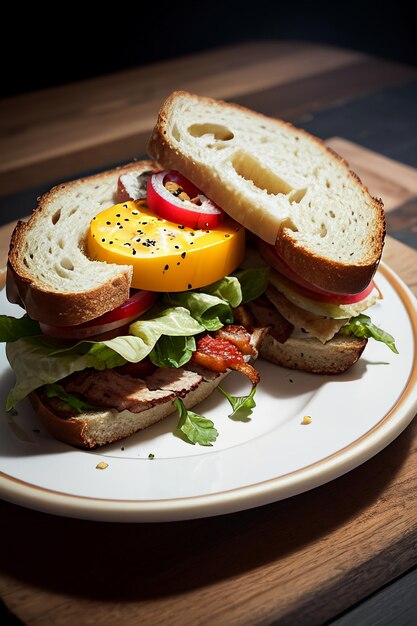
341, 314, 398, 353
174, 398, 218, 446
150, 335, 196, 368
202, 276, 242, 308
217, 385, 257, 420
163, 291, 234, 331
0, 315, 41, 342
45, 383, 99, 413
6, 306, 205, 409
235, 267, 270, 304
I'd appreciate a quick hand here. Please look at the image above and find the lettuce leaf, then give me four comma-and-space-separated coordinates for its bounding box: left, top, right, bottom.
202, 276, 242, 308
150, 336, 196, 368
0, 315, 41, 342
6, 307, 205, 409
163, 292, 234, 331
217, 385, 257, 420
45, 383, 99, 413
173, 398, 218, 446
235, 267, 270, 304
341, 314, 399, 353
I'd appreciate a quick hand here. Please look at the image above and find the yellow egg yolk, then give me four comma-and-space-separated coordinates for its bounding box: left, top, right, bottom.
87, 200, 245, 292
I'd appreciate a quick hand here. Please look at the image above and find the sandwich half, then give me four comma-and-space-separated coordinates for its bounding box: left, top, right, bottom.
148, 91, 396, 374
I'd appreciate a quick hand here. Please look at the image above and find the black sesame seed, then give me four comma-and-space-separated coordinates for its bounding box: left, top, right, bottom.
106, 221, 111, 225
178, 225, 185, 229
93, 217, 96, 220
132, 249, 137, 255
109, 241, 113, 244
174, 245, 180, 249
181, 252, 186, 259
123, 205, 128, 209
177, 262, 180, 266
188, 283, 192, 289
164, 264, 169, 270
101, 238, 105, 242
142, 222, 148, 225
123, 243, 131, 247
225, 234, 230, 238
124, 218, 129, 221
116, 213, 121, 217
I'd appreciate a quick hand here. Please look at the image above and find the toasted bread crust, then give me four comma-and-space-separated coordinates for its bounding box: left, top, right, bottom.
148, 91, 385, 294
274, 163, 385, 294
7, 161, 159, 326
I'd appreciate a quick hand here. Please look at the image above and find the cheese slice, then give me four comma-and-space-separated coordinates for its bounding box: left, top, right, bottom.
87, 201, 245, 292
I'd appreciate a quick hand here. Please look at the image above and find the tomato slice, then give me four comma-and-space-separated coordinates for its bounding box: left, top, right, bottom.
259, 240, 375, 304
147, 171, 224, 229
40, 290, 158, 339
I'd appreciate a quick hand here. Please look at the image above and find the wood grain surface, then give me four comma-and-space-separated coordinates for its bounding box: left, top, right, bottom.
1, 41, 417, 626
1, 41, 416, 197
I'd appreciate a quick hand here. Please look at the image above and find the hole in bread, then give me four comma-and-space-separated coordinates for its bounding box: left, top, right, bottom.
172, 124, 181, 142
61, 257, 74, 271
58, 239, 65, 249
231, 150, 305, 202
208, 143, 227, 150
320, 223, 327, 237
51, 210, 61, 225
260, 137, 269, 144
187, 123, 234, 141
289, 188, 307, 204
54, 264, 72, 278
68, 208, 77, 217
329, 210, 336, 218
326, 180, 331, 188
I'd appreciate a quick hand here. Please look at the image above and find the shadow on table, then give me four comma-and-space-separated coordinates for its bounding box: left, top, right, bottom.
1, 415, 415, 603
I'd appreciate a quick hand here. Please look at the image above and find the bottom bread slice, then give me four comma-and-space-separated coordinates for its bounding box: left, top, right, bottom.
260, 333, 367, 375
30, 370, 228, 449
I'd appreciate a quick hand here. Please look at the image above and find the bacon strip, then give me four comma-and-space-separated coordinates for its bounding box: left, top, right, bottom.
191, 328, 260, 385
214, 324, 255, 356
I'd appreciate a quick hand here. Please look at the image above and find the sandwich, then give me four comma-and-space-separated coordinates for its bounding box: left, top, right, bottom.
0, 91, 397, 449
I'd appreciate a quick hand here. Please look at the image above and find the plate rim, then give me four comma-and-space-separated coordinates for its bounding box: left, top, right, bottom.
1, 261, 416, 522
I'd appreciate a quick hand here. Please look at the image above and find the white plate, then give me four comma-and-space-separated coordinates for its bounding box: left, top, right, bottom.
0, 262, 416, 522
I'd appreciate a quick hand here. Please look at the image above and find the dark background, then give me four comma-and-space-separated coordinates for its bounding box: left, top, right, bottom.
2, 1, 416, 98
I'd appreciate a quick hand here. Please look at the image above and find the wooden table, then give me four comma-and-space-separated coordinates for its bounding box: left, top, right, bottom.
1, 42, 417, 625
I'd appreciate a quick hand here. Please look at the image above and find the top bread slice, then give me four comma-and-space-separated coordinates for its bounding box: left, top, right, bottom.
148, 91, 385, 294
7, 161, 159, 326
